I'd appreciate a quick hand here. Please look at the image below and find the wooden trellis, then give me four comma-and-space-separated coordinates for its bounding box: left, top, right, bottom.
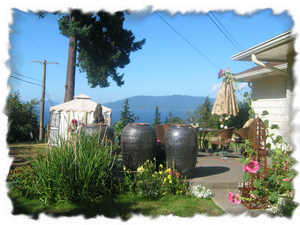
239, 117, 269, 209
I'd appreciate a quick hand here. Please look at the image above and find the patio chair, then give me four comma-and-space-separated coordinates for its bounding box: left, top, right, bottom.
210, 127, 235, 152
232, 119, 255, 156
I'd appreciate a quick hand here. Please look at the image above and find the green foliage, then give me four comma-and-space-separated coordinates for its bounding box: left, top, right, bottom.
165, 112, 185, 124
153, 105, 161, 126
6, 91, 39, 143
58, 10, 145, 88
185, 96, 218, 128
122, 160, 189, 200
113, 99, 137, 136
238, 113, 297, 216
9, 134, 121, 205
226, 101, 251, 129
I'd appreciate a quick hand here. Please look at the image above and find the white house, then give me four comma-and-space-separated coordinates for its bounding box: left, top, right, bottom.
48, 94, 112, 145
232, 31, 295, 145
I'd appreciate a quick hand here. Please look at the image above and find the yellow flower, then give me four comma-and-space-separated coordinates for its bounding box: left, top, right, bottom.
159, 171, 163, 175
123, 166, 126, 171
137, 166, 144, 172
165, 168, 171, 173
167, 174, 172, 180
159, 164, 163, 168
163, 178, 167, 183
169, 180, 172, 184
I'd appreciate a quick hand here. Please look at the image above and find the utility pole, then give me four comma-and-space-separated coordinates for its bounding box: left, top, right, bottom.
33, 59, 58, 142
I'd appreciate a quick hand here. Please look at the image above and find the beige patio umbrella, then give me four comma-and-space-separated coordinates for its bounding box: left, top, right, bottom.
212, 70, 239, 117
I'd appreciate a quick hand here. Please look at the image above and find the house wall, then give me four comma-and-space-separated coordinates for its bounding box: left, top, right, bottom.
251, 73, 291, 145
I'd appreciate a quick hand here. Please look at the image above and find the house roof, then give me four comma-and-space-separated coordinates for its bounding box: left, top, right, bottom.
232, 31, 295, 62
50, 94, 112, 113
234, 62, 288, 82
232, 31, 294, 82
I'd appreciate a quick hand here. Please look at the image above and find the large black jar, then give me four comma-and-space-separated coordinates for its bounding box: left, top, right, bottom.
121, 123, 156, 170
164, 124, 197, 177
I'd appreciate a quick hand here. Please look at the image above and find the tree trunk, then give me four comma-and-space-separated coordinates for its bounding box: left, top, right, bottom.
64, 14, 77, 102
64, 35, 77, 102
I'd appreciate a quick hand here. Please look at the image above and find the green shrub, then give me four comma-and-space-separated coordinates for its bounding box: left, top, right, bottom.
122, 160, 190, 200
9, 134, 121, 205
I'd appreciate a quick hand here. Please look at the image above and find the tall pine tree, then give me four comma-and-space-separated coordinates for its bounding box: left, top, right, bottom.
57, 10, 145, 102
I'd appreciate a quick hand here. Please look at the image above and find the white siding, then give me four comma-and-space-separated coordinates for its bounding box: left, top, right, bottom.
251, 75, 291, 145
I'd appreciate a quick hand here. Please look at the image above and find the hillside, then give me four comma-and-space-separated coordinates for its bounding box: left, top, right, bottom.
103, 95, 214, 125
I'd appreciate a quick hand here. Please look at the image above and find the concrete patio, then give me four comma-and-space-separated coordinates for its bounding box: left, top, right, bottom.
189, 151, 267, 216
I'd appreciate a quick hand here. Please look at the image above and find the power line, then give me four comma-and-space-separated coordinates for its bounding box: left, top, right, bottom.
9, 74, 42, 87
155, 12, 220, 70
210, 12, 242, 49
208, 12, 242, 51
12, 72, 41, 83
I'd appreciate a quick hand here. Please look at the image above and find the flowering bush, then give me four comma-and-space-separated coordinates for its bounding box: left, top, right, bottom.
122, 160, 189, 200
228, 111, 297, 216
190, 184, 214, 199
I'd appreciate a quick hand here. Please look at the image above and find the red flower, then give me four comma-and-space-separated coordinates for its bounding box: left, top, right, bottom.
169, 170, 173, 176
175, 172, 180, 178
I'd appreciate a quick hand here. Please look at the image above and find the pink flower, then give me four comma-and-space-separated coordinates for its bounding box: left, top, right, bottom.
233, 193, 241, 204
243, 160, 259, 174
227, 192, 234, 202
250, 193, 255, 199
169, 170, 173, 176
228, 192, 241, 204
175, 171, 180, 178
282, 178, 290, 182
218, 69, 224, 78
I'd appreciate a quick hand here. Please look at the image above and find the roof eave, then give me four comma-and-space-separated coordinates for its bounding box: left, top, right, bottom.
232, 31, 294, 61
234, 63, 288, 82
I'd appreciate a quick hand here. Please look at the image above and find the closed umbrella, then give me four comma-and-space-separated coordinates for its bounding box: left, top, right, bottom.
211, 69, 239, 158
212, 69, 239, 117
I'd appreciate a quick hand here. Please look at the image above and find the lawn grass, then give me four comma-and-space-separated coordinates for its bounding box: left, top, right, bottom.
8, 143, 49, 172
7, 142, 225, 220
8, 189, 224, 220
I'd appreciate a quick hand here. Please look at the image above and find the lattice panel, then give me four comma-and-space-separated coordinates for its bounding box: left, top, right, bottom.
240, 118, 269, 209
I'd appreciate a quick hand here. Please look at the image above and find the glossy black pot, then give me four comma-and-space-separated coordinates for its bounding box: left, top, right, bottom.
164, 124, 197, 177
121, 123, 156, 170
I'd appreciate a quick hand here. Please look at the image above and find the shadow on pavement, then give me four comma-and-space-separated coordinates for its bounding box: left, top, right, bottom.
191, 166, 230, 178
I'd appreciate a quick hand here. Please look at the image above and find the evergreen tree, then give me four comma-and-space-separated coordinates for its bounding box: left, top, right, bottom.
6, 92, 39, 143
113, 98, 136, 136
165, 112, 184, 124
120, 99, 136, 126
52, 10, 146, 102
153, 105, 161, 126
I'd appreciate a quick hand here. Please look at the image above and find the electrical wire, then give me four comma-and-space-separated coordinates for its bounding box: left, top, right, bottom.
155, 12, 220, 70
9, 75, 42, 87
208, 12, 242, 51
12, 72, 41, 83
210, 12, 243, 50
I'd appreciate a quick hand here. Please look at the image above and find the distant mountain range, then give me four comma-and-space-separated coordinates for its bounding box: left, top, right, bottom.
42, 95, 215, 126
103, 95, 214, 125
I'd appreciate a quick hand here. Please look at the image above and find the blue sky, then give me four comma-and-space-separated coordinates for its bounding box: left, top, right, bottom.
9, 9, 293, 105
